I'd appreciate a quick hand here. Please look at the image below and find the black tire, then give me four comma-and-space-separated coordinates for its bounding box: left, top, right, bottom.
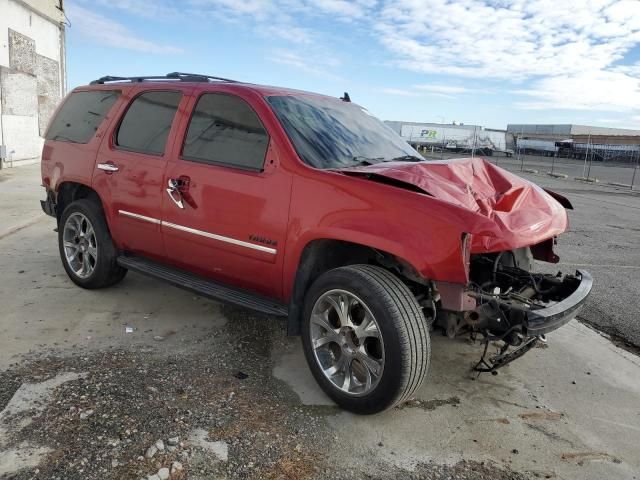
301, 265, 430, 414
58, 198, 127, 289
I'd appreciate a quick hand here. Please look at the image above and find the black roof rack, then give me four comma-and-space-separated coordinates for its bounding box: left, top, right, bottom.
90, 72, 239, 85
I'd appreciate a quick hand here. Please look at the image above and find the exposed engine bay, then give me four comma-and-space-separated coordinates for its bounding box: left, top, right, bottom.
431, 246, 587, 374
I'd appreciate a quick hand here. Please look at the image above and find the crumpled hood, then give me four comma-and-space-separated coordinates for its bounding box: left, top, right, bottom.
339, 157, 568, 252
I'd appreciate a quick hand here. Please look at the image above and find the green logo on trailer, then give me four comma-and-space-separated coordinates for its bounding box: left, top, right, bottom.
420, 130, 437, 139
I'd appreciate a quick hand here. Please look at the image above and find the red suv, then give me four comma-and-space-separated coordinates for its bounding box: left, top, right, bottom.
41, 72, 592, 414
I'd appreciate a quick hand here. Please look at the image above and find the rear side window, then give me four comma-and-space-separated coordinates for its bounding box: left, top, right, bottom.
182, 93, 269, 170
46, 90, 120, 143
116, 91, 182, 155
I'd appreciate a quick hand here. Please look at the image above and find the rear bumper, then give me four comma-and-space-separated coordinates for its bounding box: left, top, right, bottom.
523, 269, 592, 336
40, 189, 56, 218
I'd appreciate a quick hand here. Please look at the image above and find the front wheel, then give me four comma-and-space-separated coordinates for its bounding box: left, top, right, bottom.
301, 265, 430, 414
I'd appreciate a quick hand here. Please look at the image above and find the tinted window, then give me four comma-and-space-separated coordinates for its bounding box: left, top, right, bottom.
116, 91, 182, 155
46, 90, 120, 143
267, 95, 421, 169
182, 94, 268, 170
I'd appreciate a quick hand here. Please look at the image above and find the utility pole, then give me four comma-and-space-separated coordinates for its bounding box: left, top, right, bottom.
517, 125, 524, 171
471, 125, 477, 158
582, 133, 590, 178
631, 148, 638, 190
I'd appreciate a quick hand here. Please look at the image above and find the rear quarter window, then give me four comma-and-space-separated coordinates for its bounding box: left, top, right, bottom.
115, 91, 182, 155
45, 90, 120, 143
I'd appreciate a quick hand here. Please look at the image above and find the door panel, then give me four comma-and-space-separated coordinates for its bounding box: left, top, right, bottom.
92, 88, 189, 261
161, 148, 291, 298
161, 92, 291, 299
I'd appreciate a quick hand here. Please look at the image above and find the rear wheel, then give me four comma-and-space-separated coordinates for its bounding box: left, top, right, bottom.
302, 265, 430, 414
58, 199, 127, 289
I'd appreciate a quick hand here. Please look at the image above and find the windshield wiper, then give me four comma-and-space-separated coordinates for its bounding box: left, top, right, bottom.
388, 155, 423, 162
349, 156, 384, 167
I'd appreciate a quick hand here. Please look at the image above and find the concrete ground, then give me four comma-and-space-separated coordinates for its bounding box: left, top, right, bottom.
1, 164, 639, 479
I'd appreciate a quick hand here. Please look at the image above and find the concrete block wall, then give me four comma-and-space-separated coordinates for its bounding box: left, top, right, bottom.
0, 0, 65, 167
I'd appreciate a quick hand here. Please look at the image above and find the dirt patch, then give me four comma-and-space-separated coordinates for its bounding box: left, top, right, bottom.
398, 396, 461, 411
518, 411, 563, 421
400, 459, 530, 480
0, 346, 533, 480
0, 316, 333, 480
0, 371, 22, 412
561, 451, 621, 465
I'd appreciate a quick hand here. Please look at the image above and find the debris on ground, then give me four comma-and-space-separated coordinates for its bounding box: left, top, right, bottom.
0, 310, 538, 480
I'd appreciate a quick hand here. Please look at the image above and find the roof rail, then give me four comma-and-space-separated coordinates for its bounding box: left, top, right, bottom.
90, 72, 239, 85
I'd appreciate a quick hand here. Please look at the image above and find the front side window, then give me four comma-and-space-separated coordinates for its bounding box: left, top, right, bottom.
267, 95, 421, 169
116, 91, 182, 155
182, 93, 269, 170
46, 90, 120, 144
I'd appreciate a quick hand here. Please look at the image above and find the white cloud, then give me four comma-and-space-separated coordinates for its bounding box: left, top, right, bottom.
375, 87, 423, 97
376, 83, 492, 99
80, 0, 181, 19
309, 0, 374, 19
67, 3, 183, 54
372, 0, 640, 112
267, 49, 343, 80
375, 86, 456, 99
514, 70, 640, 111
413, 84, 492, 95
188, 0, 274, 19
70, 0, 640, 115
414, 85, 469, 95
263, 25, 314, 44
375, 1, 640, 78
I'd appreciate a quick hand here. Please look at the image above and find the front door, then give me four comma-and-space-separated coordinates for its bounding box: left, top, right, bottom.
160, 92, 291, 299
93, 87, 188, 261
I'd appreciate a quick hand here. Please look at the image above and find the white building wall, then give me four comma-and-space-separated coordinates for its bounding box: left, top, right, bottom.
0, 0, 65, 167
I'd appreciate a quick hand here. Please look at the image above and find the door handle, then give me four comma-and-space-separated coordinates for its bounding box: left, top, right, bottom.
166, 179, 184, 209
97, 162, 119, 172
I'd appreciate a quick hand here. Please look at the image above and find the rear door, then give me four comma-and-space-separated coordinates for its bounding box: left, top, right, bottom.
93, 87, 189, 261
161, 91, 291, 299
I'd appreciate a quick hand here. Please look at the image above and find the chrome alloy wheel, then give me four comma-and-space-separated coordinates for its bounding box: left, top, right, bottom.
310, 289, 385, 396
62, 212, 98, 279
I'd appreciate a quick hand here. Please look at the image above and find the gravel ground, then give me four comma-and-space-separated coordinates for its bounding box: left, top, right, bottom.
0, 307, 529, 480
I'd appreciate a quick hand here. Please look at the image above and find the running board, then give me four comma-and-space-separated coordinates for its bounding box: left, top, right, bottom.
117, 255, 288, 317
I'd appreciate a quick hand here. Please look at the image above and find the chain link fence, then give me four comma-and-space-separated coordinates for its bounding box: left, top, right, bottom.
419, 137, 639, 192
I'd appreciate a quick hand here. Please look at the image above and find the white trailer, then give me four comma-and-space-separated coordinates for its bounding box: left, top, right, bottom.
398, 124, 507, 152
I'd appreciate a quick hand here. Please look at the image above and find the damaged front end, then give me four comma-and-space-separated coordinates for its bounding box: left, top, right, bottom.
432, 244, 592, 374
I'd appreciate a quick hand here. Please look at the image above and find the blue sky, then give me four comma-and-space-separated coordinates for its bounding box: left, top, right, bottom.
65, 0, 640, 130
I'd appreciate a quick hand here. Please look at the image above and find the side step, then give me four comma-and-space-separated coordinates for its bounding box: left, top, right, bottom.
117, 255, 288, 317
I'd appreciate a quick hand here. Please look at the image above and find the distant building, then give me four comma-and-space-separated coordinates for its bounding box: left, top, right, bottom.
506, 124, 640, 161
0, 0, 66, 168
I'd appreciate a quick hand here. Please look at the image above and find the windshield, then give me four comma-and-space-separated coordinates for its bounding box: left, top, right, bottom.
267, 95, 422, 169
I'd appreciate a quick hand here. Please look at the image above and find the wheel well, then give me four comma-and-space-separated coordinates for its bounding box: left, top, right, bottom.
287, 239, 427, 335
56, 182, 102, 224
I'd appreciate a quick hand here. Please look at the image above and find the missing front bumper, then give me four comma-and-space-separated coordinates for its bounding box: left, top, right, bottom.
523, 269, 592, 335
467, 269, 592, 374
467, 269, 593, 338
